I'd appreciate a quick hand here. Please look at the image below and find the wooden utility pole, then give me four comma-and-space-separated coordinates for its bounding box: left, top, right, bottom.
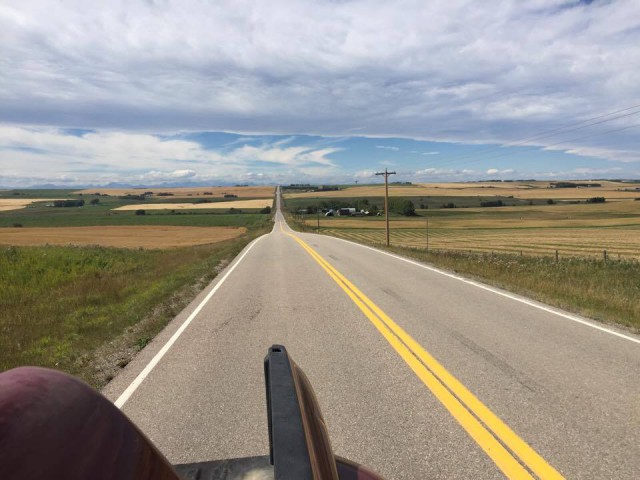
375, 168, 396, 246
426, 216, 429, 253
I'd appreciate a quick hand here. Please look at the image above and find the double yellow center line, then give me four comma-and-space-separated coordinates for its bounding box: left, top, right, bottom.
284, 226, 563, 479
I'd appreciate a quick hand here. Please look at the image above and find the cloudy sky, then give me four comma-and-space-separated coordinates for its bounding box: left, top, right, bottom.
1, 0, 639, 187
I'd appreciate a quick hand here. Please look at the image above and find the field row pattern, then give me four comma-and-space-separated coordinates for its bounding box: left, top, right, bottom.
321, 228, 640, 259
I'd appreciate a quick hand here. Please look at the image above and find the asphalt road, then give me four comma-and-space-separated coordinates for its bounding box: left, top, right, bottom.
104, 191, 640, 479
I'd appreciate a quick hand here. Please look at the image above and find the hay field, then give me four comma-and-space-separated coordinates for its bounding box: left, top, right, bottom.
285, 181, 640, 200
306, 200, 640, 259
74, 186, 275, 198
113, 198, 273, 211
323, 227, 640, 259
0, 226, 246, 249
0, 198, 66, 212
307, 201, 640, 230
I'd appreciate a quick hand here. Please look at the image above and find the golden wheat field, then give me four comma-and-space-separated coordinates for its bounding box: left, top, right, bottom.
0, 226, 246, 248
74, 186, 275, 198
305, 200, 640, 259
0, 199, 67, 212
286, 180, 640, 200
322, 227, 640, 259
113, 198, 273, 211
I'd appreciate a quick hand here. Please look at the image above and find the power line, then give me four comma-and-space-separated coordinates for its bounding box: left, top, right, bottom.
428, 102, 640, 168
439, 121, 640, 170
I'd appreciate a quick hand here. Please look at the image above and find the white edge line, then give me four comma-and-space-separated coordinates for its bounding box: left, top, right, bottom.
315, 234, 640, 346
114, 234, 266, 409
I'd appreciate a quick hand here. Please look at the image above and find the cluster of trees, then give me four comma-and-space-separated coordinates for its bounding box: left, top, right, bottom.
53, 199, 84, 208
551, 182, 602, 189
480, 200, 504, 207
586, 197, 606, 203
119, 194, 146, 201
388, 198, 416, 216
302, 197, 418, 216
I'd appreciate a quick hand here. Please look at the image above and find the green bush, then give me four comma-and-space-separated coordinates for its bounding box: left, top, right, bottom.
389, 198, 416, 216
480, 200, 504, 207
53, 199, 85, 208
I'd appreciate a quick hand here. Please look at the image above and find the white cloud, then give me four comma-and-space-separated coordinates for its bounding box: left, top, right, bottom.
486, 168, 514, 175
0, 125, 340, 186
353, 170, 377, 179
414, 167, 478, 179
376, 146, 400, 151
0, 0, 638, 165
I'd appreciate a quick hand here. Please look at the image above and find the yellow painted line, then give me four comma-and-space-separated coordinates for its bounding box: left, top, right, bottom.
285, 228, 564, 480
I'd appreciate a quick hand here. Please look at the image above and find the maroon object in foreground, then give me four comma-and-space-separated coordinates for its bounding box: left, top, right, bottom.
1, 350, 385, 480
0, 367, 179, 480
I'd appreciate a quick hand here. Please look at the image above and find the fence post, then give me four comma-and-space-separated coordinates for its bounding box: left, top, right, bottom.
555, 250, 559, 262
603, 250, 607, 262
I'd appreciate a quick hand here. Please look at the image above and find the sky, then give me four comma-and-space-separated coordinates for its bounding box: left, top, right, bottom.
1, 0, 639, 187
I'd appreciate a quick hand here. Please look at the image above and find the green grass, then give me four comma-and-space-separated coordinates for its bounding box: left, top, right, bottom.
0, 199, 269, 228
0, 189, 272, 228
0, 189, 78, 198
283, 195, 540, 212
0, 221, 271, 386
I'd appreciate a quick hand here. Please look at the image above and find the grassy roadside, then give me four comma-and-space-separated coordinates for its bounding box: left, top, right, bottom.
384, 247, 640, 332
285, 211, 640, 332
0, 222, 271, 387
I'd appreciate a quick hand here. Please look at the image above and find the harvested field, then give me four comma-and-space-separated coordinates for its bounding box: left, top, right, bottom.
0, 226, 246, 249
322, 226, 640, 259
304, 200, 640, 259
113, 199, 273, 211
74, 186, 275, 198
308, 201, 640, 230
0, 198, 67, 212
285, 180, 640, 200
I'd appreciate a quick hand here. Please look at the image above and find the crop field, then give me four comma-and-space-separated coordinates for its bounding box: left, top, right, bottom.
0, 188, 274, 385
0, 226, 246, 249
321, 226, 640, 259
0, 193, 273, 229
73, 186, 275, 198
113, 199, 273, 211
301, 200, 640, 259
285, 180, 640, 200
0, 198, 67, 212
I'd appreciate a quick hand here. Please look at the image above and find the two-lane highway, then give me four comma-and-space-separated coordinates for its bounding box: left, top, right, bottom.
104, 190, 640, 479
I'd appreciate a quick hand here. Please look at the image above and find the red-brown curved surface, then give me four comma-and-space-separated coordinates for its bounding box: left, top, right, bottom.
0, 367, 179, 480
